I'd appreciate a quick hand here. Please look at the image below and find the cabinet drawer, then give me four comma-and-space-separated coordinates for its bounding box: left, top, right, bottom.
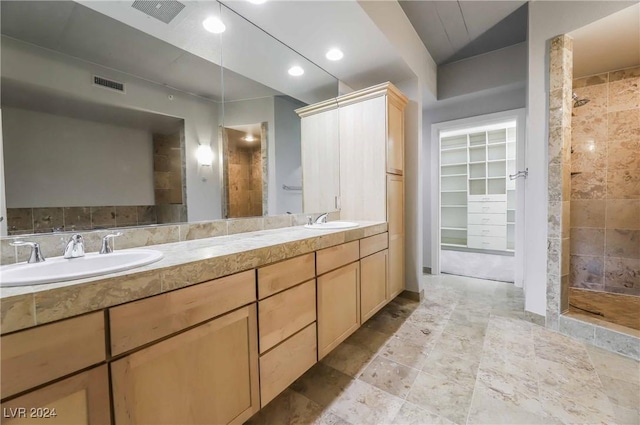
317, 241, 359, 275
468, 202, 505, 214
258, 253, 315, 299
360, 232, 388, 258
259, 280, 316, 353
468, 195, 506, 203
468, 236, 507, 250
110, 270, 256, 356
1, 312, 105, 399
259, 323, 317, 407
1, 365, 111, 425
468, 213, 506, 225
468, 225, 506, 238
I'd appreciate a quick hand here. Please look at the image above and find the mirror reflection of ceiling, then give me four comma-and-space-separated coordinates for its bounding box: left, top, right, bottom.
570, 3, 640, 78
0, 0, 337, 104
226, 123, 262, 149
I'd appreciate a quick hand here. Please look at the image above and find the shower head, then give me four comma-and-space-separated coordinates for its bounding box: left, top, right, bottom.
572, 93, 590, 108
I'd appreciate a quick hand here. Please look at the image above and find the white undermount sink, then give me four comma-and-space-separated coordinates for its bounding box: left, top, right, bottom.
0, 249, 164, 287
304, 221, 360, 230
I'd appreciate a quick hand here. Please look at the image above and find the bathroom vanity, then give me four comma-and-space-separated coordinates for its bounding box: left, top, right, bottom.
0, 222, 400, 425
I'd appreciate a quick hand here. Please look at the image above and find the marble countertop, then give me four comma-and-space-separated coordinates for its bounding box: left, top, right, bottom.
1, 221, 387, 334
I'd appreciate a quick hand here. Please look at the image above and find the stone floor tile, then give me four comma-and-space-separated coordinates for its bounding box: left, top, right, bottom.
390, 401, 455, 425
405, 371, 474, 425
599, 374, 640, 410
358, 355, 420, 398
321, 341, 377, 378
378, 334, 434, 370
324, 379, 404, 425
467, 380, 554, 425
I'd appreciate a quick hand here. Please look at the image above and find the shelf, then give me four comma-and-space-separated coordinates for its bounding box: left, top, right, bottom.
441, 205, 467, 208
441, 242, 467, 248
441, 189, 467, 193
441, 162, 468, 167
469, 177, 485, 181
488, 176, 506, 179
469, 145, 485, 150
441, 173, 468, 177
487, 159, 506, 163
442, 226, 467, 231
441, 146, 467, 152
469, 161, 486, 165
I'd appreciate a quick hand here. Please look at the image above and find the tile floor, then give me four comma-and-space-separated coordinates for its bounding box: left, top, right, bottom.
246, 274, 640, 425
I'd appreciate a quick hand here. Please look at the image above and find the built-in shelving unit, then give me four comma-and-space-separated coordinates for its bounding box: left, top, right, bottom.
439, 123, 516, 253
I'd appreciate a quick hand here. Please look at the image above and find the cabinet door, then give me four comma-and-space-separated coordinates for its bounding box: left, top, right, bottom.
339, 96, 387, 221
388, 175, 405, 299
317, 262, 360, 359
1, 365, 110, 425
301, 109, 340, 212
111, 305, 259, 425
387, 97, 404, 175
360, 249, 388, 323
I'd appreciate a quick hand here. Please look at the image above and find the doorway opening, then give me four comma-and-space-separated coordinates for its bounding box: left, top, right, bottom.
222, 123, 267, 218
431, 109, 526, 286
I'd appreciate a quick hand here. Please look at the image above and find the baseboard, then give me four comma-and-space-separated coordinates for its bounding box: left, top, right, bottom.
399, 289, 424, 302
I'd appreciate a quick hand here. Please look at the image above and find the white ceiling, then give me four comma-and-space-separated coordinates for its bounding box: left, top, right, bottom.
571, 3, 640, 78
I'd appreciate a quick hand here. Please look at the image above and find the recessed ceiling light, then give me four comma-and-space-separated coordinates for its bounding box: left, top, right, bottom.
326, 48, 344, 61
203, 16, 225, 34
248, 0, 267, 4
288, 66, 304, 77
244, 135, 256, 142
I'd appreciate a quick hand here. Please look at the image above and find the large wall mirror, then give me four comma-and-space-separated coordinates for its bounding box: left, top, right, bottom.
0, 0, 338, 236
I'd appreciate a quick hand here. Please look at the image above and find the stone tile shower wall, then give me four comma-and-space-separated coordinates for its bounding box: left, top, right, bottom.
153, 132, 187, 224
570, 66, 640, 298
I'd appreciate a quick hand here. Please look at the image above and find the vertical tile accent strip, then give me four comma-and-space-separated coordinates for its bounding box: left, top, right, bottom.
547, 34, 574, 328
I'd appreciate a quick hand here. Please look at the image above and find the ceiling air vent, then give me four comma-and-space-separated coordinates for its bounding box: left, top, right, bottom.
93, 76, 125, 93
131, 0, 186, 24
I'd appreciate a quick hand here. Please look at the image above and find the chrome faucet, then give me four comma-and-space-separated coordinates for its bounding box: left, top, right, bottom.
63, 234, 85, 259
10, 241, 46, 263
314, 213, 329, 224
100, 232, 123, 254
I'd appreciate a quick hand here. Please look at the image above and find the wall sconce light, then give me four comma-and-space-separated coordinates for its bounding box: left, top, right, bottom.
196, 144, 214, 166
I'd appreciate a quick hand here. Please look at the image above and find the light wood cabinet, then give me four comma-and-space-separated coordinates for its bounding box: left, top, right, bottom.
257, 253, 315, 299
259, 323, 317, 407
316, 240, 359, 275
1, 312, 105, 399
298, 102, 340, 213
1, 366, 111, 425
388, 174, 405, 299
111, 305, 259, 425
360, 249, 388, 323
317, 261, 360, 359
109, 270, 255, 356
258, 279, 316, 353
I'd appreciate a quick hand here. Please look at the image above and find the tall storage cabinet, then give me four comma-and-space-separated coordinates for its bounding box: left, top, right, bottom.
337, 85, 407, 299
298, 83, 407, 300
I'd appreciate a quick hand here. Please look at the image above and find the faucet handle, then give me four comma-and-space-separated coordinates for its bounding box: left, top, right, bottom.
63, 234, 85, 259
10, 241, 46, 263
100, 232, 123, 254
